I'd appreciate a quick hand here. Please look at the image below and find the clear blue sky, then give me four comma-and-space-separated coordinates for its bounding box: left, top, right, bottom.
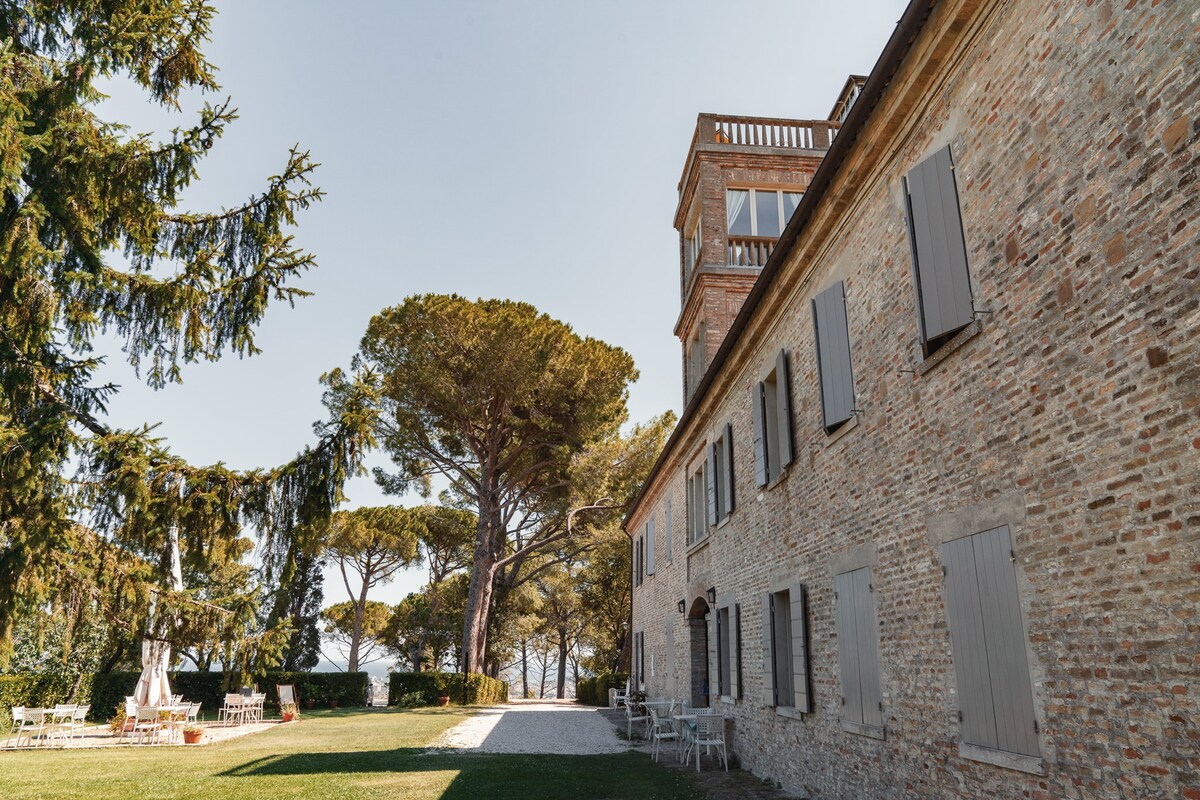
94, 0, 907, 671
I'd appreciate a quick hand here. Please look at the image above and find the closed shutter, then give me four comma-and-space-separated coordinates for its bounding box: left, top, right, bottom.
722, 423, 735, 516
812, 281, 856, 431
835, 567, 883, 729
705, 445, 718, 526
789, 582, 811, 713
751, 382, 768, 486
942, 526, 1040, 757
774, 349, 794, 468
904, 145, 973, 344
762, 595, 775, 705
646, 519, 655, 575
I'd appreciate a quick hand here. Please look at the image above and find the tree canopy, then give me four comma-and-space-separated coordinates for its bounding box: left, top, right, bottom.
0, 0, 375, 669
336, 294, 638, 673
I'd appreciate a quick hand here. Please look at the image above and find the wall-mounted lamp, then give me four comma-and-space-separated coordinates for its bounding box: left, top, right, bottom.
677, 599, 686, 614
706, 587, 717, 605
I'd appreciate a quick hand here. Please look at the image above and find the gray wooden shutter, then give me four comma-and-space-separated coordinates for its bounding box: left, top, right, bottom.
789, 582, 811, 713
904, 145, 973, 344
812, 281, 855, 431
665, 616, 675, 697
646, 519, 655, 575
722, 423, 735, 515
762, 595, 775, 705
943, 527, 1040, 757
664, 499, 672, 564
834, 571, 863, 724
774, 349, 794, 468
705, 445, 718, 526
734, 604, 743, 700
752, 382, 768, 486
855, 569, 884, 729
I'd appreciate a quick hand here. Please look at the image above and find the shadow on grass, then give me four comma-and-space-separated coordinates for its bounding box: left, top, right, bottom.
221, 748, 701, 800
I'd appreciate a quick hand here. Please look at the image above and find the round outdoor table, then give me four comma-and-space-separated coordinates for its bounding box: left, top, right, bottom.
156, 704, 191, 743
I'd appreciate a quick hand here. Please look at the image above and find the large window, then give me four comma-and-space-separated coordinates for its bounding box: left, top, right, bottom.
764, 583, 811, 712
686, 461, 708, 545
726, 189, 803, 238
727, 188, 803, 266
904, 145, 974, 355
751, 349, 794, 486
941, 525, 1040, 759
834, 566, 884, 737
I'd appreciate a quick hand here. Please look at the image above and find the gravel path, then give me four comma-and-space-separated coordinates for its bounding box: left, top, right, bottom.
429, 699, 629, 755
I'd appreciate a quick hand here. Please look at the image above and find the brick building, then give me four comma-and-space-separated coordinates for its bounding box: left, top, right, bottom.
625, 1, 1198, 798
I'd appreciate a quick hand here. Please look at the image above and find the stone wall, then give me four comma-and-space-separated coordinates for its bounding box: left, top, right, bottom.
630, 0, 1198, 798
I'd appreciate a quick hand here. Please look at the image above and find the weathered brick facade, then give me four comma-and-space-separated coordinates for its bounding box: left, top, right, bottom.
627, 1, 1198, 798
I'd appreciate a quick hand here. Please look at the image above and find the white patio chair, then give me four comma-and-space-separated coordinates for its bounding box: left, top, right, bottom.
7, 707, 37, 747
625, 698, 649, 740
45, 705, 76, 747
68, 705, 90, 746
685, 712, 728, 772
248, 694, 266, 724
185, 702, 201, 725
117, 699, 138, 741
614, 680, 629, 708
648, 706, 681, 763
132, 706, 162, 745
218, 694, 245, 726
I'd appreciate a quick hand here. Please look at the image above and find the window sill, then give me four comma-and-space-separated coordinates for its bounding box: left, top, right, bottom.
841, 720, 885, 740
774, 706, 803, 721
959, 743, 1043, 775
719, 696, 736, 706
824, 414, 859, 447
686, 536, 711, 557
716, 514, 732, 531
915, 318, 983, 377
762, 464, 790, 493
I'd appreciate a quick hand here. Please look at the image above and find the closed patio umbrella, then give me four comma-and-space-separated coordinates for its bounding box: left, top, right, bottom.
133, 637, 172, 706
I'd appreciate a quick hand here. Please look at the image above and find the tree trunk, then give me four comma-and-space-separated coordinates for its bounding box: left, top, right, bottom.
347, 579, 370, 673
461, 497, 502, 673
521, 640, 530, 699
555, 627, 568, 699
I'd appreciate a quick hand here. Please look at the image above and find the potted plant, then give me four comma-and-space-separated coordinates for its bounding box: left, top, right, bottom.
437, 694, 451, 707
328, 699, 339, 709
183, 724, 204, 745
280, 702, 297, 723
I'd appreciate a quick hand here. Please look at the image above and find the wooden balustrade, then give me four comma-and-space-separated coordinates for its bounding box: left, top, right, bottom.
678, 113, 840, 191
727, 236, 776, 268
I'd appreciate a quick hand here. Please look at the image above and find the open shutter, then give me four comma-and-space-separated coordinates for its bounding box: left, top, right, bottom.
664, 499, 672, 564
733, 604, 742, 701
835, 571, 864, 724
665, 616, 676, 697
722, 423, 735, 515
855, 569, 884, 729
706, 445, 718, 526
751, 382, 768, 486
975, 527, 1040, 756
942, 533, 998, 749
789, 582, 811, 713
646, 519, 655, 575
775, 349, 794, 468
904, 145, 973, 344
812, 281, 856, 431
762, 595, 775, 705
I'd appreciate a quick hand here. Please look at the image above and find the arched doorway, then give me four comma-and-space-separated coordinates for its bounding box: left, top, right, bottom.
686, 597, 711, 708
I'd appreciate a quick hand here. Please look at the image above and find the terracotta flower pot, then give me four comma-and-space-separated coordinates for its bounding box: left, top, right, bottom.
328, 700, 339, 709
437, 695, 450, 707
282, 712, 295, 723
183, 731, 204, 745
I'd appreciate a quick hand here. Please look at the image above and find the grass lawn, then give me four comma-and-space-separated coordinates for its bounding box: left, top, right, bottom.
0, 708, 707, 800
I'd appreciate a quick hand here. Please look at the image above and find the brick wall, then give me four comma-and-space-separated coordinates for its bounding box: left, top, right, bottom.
630, 0, 1198, 797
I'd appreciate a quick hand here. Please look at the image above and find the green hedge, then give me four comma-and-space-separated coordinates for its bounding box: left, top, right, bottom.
576, 672, 628, 706
0, 673, 95, 730
388, 672, 508, 706
2, 671, 368, 723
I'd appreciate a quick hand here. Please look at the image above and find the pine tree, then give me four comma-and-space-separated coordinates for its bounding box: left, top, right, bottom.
0, 2, 375, 662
